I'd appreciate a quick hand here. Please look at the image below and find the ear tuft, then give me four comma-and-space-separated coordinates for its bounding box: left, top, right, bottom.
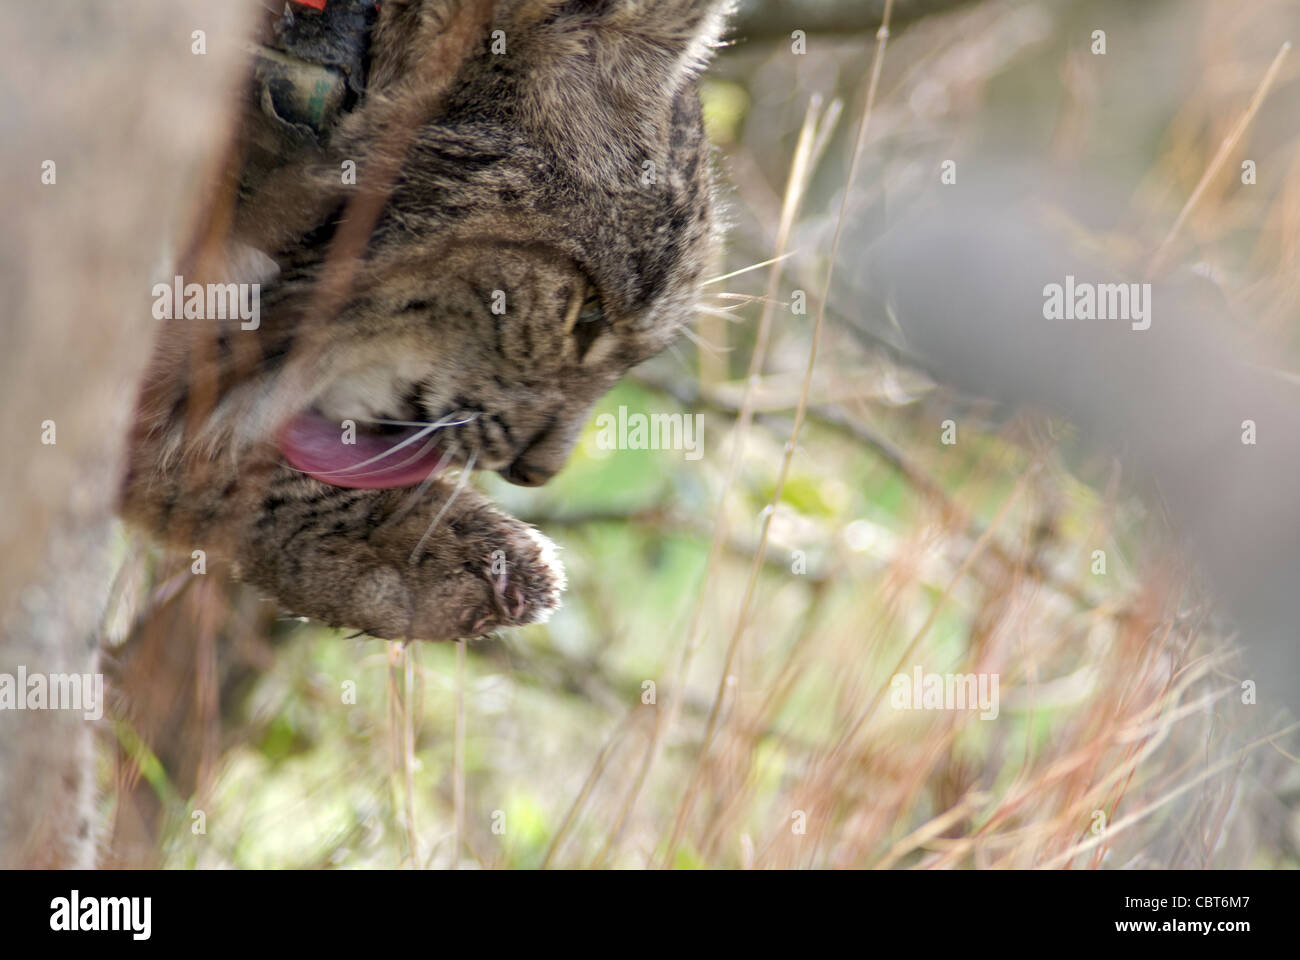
596, 0, 731, 76
502, 0, 730, 185
510, 0, 731, 83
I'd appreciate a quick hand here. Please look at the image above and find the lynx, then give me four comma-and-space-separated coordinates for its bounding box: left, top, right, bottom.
0, 0, 726, 868
120, 0, 725, 640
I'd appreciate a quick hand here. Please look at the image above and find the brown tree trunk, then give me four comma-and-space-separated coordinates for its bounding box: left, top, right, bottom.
0, 0, 252, 868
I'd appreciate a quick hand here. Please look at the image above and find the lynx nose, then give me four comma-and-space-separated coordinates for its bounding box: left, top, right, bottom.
500, 458, 550, 487
498, 415, 582, 487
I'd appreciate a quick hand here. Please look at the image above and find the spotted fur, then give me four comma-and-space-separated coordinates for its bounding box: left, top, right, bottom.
121, 0, 726, 639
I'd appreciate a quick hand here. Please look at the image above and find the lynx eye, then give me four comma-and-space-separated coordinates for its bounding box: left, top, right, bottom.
566, 282, 609, 361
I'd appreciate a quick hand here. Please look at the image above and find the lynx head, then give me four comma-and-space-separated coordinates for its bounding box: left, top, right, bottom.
216, 0, 727, 491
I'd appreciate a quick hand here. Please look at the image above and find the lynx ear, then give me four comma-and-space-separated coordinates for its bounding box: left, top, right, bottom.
505, 0, 730, 182
515, 0, 729, 73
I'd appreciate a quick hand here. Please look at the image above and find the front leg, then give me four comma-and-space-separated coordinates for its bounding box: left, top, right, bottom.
235, 466, 565, 640
123, 445, 564, 641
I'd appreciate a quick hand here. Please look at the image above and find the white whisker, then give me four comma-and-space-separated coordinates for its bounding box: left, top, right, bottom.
702, 251, 798, 287
392, 440, 462, 523
410, 445, 478, 564
311, 413, 476, 477
354, 416, 467, 429
343, 433, 444, 481
696, 305, 749, 324
709, 292, 788, 307
666, 341, 692, 372
680, 325, 732, 357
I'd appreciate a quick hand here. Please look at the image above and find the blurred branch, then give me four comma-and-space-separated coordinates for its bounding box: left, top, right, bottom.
470, 634, 829, 759
631, 370, 1098, 611
515, 504, 836, 582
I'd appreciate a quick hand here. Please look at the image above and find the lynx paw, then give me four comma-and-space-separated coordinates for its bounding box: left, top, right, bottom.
238, 472, 565, 642
455, 524, 566, 637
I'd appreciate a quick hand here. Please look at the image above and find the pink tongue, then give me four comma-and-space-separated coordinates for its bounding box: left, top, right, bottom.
277, 410, 451, 489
